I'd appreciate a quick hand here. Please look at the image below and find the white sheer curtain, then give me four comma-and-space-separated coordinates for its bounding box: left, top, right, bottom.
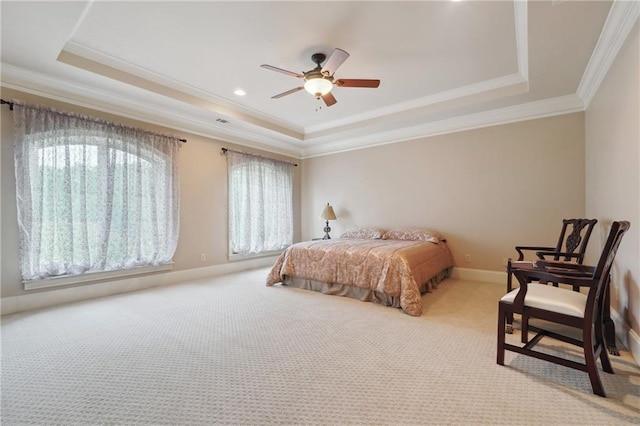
227, 151, 293, 255
13, 101, 181, 281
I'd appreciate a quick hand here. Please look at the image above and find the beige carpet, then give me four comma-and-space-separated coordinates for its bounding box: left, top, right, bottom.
1, 267, 639, 425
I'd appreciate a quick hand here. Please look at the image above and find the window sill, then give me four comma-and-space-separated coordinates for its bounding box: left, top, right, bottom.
23, 263, 174, 290
228, 249, 285, 262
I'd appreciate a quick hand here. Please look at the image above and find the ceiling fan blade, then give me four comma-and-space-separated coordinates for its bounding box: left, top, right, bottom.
321, 48, 349, 76
335, 79, 381, 88
271, 87, 304, 99
321, 92, 337, 107
260, 64, 304, 79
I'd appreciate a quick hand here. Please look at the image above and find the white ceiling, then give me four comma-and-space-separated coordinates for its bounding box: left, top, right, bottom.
1, 1, 636, 158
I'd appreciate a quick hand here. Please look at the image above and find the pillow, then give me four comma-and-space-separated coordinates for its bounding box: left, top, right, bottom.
382, 227, 443, 243
339, 227, 386, 239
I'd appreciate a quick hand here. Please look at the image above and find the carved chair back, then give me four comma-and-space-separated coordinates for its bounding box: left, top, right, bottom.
553, 218, 598, 263
514, 218, 598, 263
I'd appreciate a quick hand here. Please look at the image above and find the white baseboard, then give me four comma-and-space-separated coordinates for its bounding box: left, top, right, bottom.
1, 256, 277, 316
451, 267, 506, 284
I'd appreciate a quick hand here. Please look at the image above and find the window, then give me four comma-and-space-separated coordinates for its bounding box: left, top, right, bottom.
226, 151, 293, 255
13, 101, 181, 284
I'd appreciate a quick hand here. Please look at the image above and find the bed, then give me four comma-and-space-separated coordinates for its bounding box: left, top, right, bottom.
266, 227, 454, 316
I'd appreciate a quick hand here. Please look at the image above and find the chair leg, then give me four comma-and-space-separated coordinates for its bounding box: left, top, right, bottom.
506, 313, 514, 334
506, 266, 514, 334
599, 340, 614, 375
595, 314, 614, 374
583, 328, 606, 397
521, 314, 529, 344
497, 303, 507, 365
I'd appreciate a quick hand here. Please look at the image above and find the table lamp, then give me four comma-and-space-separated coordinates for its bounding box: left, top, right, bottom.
320, 203, 337, 239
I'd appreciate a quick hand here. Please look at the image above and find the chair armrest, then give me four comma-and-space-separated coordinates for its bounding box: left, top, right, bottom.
535, 251, 582, 261
513, 267, 596, 289
514, 246, 555, 261
534, 260, 595, 275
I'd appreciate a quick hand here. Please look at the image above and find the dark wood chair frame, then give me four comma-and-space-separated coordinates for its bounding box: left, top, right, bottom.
505, 218, 598, 334
497, 221, 630, 397
507, 218, 598, 292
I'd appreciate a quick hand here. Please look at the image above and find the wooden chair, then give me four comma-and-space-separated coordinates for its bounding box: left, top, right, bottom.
505, 218, 597, 333
497, 221, 630, 397
507, 218, 597, 291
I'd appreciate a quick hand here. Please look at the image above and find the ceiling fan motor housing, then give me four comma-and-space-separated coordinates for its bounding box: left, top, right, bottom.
311, 53, 326, 66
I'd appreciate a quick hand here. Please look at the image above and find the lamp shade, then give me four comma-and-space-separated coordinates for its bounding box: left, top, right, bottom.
320, 203, 337, 221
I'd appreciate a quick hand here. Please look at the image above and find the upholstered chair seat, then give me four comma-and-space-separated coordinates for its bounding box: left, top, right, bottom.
501, 285, 586, 318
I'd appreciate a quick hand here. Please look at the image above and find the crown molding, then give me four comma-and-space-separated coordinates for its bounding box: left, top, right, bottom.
514, 0, 528, 80
61, 41, 529, 142
301, 94, 584, 158
0, 63, 305, 158
305, 72, 528, 137
577, 0, 640, 108
2, 61, 586, 160
60, 40, 305, 137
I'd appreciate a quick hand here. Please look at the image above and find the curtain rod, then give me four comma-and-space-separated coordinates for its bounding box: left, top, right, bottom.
221, 147, 298, 167
1, 98, 187, 143
1, 99, 14, 110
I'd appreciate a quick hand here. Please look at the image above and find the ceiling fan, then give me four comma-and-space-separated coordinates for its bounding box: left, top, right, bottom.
260, 48, 380, 107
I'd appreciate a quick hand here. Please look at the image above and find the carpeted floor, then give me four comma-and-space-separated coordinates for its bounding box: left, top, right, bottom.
1, 267, 639, 425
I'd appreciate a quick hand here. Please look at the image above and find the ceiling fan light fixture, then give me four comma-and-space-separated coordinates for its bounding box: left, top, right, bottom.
262, 48, 380, 107
304, 77, 333, 97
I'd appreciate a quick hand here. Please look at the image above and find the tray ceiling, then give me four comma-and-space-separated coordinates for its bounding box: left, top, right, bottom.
2, 1, 633, 158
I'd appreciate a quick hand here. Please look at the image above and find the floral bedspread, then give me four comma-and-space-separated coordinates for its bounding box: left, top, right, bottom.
266, 239, 454, 316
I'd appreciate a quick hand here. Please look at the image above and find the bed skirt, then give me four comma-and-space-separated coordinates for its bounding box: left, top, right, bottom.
281, 267, 453, 309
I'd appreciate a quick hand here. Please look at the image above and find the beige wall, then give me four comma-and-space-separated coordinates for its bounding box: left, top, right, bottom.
585, 22, 639, 356
0, 87, 301, 298
302, 113, 586, 271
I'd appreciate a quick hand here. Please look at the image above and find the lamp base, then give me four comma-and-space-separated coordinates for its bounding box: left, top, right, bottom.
323, 221, 331, 239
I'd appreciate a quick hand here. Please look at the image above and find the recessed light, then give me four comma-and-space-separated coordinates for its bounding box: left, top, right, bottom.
234, 89, 246, 96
